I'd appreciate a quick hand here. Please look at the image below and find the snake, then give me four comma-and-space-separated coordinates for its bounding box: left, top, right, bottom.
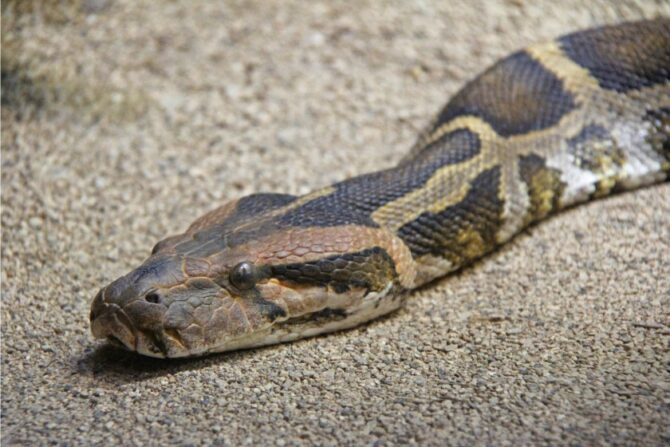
90, 19, 670, 358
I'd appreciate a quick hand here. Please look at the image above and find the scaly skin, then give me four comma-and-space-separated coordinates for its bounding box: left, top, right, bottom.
90, 19, 670, 358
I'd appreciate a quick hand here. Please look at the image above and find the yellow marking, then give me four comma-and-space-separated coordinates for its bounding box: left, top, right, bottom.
528, 43, 670, 123
526, 41, 602, 102
456, 228, 487, 260
423, 115, 500, 147
374, 111, 591, 235
372, 116, 501, 231
593, 177, 617, 198
525, 167, 563, 222
374, 105, 583, 234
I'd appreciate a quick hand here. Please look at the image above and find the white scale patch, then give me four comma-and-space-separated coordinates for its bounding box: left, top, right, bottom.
611, 123, 665, 189
415, 254, 455, 286
546, 149, 599, 207
547, 118, 665, 208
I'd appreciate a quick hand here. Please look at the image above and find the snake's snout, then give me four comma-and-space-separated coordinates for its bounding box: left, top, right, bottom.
90, 286, 138, 351
90, 255, 207, 357
90, 281, 180, 358
89, 288, 105, 323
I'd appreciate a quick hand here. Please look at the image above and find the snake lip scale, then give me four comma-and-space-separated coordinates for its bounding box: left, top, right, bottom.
90, 19, 670, 358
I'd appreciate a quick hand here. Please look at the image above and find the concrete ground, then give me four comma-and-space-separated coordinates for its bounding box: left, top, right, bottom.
2, 1, 669, 445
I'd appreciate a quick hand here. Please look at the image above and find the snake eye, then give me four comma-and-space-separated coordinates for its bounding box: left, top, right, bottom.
229, 261, 257, 290
145, 292, 161, 304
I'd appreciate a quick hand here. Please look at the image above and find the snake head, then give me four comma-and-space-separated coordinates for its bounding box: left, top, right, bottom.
89, 253, 269, 358
90, 194, 410, 358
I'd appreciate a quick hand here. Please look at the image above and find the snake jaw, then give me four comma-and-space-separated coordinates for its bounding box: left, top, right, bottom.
90, 289, 137, 352
91, 293, 190, 358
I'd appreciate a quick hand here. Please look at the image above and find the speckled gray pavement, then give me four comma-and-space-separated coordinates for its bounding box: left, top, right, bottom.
2, 1, 669, 445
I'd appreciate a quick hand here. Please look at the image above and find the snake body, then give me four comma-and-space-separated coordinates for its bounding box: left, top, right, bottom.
91, 19, 670, 358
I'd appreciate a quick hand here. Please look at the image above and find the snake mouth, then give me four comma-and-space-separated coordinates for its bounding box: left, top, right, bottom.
90, 289, 138, 352
90, 304, 138, 351
90, 288, 192, 358
106, 334, 129, 349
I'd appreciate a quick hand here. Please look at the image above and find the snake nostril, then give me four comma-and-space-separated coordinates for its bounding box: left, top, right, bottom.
145, 292, 161, 304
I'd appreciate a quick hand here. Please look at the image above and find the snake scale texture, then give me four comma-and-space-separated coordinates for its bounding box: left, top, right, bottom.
90, 19, 670, 358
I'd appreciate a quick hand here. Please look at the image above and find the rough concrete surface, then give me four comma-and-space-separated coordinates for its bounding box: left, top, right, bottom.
2, 1, 669, 445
